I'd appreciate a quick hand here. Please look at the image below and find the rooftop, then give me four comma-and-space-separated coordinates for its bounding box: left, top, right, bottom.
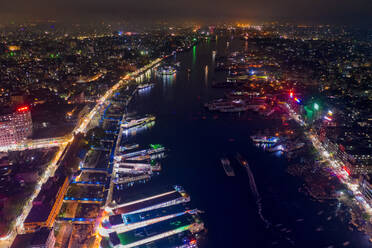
24, 167, 67, 223
10, 227, 53, 248
111, 203, 189, 226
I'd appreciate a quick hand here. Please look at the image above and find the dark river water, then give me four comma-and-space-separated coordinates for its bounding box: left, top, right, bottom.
122, 38, 371, 248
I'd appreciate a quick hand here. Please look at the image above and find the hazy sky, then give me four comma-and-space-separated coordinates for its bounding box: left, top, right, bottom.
1, 0, 371, 25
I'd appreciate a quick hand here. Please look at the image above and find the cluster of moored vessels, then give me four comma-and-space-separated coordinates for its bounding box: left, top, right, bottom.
114, 144, 166, 184
204, 89, 270, 113
101, 186, 204, 248
137, 82, 155, 90
156, 65, 177, 76
250, 134, 305, 154
204, 98, 262, 112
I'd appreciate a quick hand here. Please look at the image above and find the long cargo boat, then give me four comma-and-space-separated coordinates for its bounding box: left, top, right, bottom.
220, 158, 235, 176
235, 153, 249, 167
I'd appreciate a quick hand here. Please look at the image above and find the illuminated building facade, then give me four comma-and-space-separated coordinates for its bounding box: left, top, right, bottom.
0, 106, 32, 147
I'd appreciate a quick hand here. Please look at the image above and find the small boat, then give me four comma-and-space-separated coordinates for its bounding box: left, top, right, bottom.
220, 158, 235, 176
316, 226, 323, 232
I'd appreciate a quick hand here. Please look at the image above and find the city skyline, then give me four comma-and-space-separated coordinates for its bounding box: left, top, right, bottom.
0, 4, 371, 247
0, 0, 371, 25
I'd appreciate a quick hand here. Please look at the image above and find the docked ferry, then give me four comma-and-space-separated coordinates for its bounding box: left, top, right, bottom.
138, 82, 155, 90
119, 144, 139, 152
121, 115, 156, 129
250, 135, 279, 144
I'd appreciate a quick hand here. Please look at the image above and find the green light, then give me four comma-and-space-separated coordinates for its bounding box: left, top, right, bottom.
193, 38, 197, 42
314, 103, 319, 111
192, 46, 196, 64
10, 52, 14, 56
304, 106, 314, 120
150, 144, 163, 149
50, 54, 54, 58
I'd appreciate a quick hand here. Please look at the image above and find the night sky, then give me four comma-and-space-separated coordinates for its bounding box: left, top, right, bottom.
1, 0, 372, 24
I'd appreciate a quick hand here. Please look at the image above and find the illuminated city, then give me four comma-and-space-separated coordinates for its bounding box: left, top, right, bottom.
0, 1, 371, 248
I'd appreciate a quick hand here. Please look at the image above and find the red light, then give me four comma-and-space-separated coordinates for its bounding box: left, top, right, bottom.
17, 106, 29, 112
189, 239, 197, 245
343, 166, 350, 176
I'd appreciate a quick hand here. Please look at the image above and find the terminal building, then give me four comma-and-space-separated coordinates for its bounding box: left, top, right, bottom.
0, 106, 32, 147
23, 167, 69, 232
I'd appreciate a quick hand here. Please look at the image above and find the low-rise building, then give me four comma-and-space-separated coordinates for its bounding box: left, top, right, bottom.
23, 167, 69, 232
10, 227, 55, 248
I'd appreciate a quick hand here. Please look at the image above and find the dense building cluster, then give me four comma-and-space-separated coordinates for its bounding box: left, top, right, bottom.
0, 22, 371, 247
236, 24, 372, 211
0, 23, 199, 141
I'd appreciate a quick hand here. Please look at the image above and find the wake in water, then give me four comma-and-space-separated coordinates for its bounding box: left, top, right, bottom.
244, 161, 271, 228
236, 153, 271, 227
236, 153, 295, 246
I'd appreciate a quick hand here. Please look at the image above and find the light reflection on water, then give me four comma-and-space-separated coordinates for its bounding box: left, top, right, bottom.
124, 38, 371, 248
